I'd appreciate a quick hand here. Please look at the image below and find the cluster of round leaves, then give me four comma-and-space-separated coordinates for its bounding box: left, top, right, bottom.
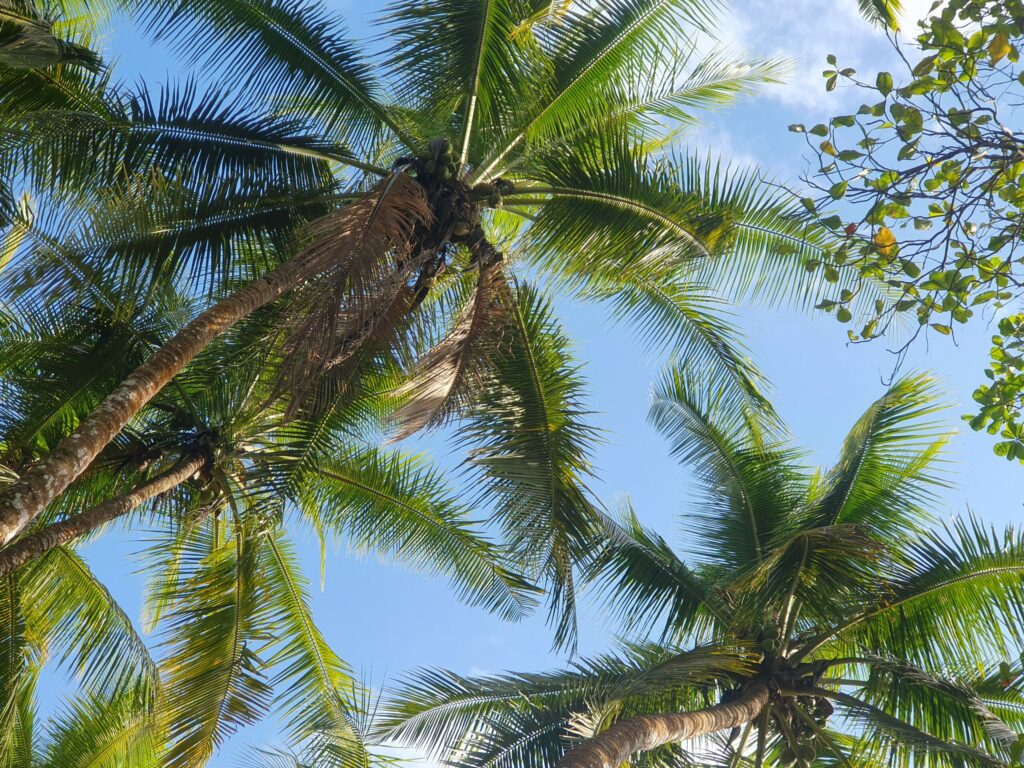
790, 0, 1024, 457
971, 315, 1024, 461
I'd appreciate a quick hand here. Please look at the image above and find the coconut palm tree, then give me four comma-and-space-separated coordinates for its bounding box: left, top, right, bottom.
0, 0, 833, 596
0, 270, 541, 766
382, 369, 1024, 768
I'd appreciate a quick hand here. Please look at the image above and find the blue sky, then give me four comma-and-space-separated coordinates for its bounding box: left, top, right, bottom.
41, 0, 1024, 763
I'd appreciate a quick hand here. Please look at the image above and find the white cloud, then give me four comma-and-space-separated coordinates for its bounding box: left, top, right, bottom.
714, 0, 941, 111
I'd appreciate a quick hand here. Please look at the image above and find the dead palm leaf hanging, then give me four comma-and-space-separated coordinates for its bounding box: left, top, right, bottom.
390, 262, 510, 441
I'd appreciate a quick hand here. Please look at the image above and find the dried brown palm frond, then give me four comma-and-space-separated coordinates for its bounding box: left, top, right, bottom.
275, 174, 432, 418
389, 263, 509, 441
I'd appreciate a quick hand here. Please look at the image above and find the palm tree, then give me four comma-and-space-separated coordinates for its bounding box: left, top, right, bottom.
0, 0, 830, 588
382, 369, 1024, 768
0, 273, 540, 765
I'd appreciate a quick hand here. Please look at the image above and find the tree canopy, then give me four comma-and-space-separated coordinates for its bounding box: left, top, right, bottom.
794, 0, 1024, 460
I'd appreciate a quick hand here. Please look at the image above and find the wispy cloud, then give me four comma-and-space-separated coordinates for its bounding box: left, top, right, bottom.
717, 0, 939, 111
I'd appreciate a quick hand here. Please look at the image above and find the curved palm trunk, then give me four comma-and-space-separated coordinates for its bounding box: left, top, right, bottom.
0, 454, 205, 576
556, 682, 769, 768
0, 264, 302, 546
0, 175, 430, 545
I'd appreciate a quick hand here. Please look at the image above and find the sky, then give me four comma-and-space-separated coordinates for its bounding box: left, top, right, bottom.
37, 0, 1024, 764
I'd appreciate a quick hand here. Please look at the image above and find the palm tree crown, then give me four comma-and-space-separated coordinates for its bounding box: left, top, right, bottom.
383, 369, 1024, 768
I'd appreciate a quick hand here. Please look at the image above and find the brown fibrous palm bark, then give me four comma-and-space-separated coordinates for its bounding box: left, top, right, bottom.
555, 682, 769, 768
0, 453, 206, 576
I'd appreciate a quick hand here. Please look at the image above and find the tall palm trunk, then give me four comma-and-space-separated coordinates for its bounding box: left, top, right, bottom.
0, 454, 206, 576
0, 175, 430, 544
556, 682, 769, 768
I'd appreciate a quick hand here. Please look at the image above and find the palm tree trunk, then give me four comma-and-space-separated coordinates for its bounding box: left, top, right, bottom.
556, 682, 769, 768
0, 454, 205, 576
0, 174, 430, 545
0, 262, 305, 546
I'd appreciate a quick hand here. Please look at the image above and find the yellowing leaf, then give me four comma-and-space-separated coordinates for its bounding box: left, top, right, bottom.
990, 33, 1011, 64
873, 226, 897, 257
820, 140, 838, 157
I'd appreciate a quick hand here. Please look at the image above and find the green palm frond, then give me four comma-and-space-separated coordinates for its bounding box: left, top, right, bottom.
2, 173, 333, 306
0, 1, 102, 71
135, 0, 409, 147
584, 501, 727, 642
18, 547, 157, 697
460, 280, 602, 649
473, 0, 721, 178
382, 0, 544, 160
854, 655, 1016, 747
259, 529, 368, 750
240, 732, 398, 768
804, 373, 950, 542
0, 573, 32, 768
0, 181, 13, 230
121, 82, 364, 181
0, 64, 118, 196
970, 664, 1024, 733
520, 139, 733, 269
732, 522, 884, 631
649, 363, 799, 570
821, 687, 1003, 768
858, 0, 902, 29
302, 445, 538, 622
447, 703, 570, 768
6, 80, 355, 196
812, 516, 1024, 667
580, 270, 768, 402
36, 687, 161, 768
381, 643, 748, 759
560, 49, 786, 145
159, 522, 274, 768
519, 145, 830, 322
0, 298, 172, 456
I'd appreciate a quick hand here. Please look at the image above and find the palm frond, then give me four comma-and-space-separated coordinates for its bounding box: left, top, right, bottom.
804, 373, 950, 543
391, 263, 508, 440
36, 686, 161, 768
584, 501, 728, 643
473, 0, 721, 178
274, 173, 432, 418
303, 445, 538, 622
0, 2, 101, 70
0, 573, 32, 767
136, 0, 410, 147
159, 523, 274, 768
855, 654, 1016, 747
858, 0, 902, 29
19, 546, 157, 697
820, 686, 1002, 768
459, 280, 602, 649
381, 643, 749, 760
811, 516, 1024, 668
260, 530, 370, 753
648, 363, 800, 571
381, 0, 544, 161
